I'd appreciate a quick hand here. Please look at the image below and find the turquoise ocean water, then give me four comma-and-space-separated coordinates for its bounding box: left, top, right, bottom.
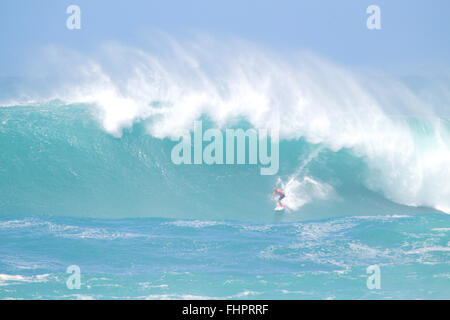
0, 213, 448, 299
0, 103, 449, 299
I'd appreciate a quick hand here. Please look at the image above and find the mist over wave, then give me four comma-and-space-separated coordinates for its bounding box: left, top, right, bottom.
1, 35, 449, 219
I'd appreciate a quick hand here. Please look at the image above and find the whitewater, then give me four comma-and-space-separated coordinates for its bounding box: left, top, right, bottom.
0, 37, 449, 299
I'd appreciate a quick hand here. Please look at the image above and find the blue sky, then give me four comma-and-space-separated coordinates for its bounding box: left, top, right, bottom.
0, 0, 449, 76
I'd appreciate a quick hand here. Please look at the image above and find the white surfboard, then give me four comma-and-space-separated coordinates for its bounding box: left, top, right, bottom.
274, 205, 285, 211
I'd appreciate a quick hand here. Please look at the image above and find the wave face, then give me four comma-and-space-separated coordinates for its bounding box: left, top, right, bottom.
0, 103, 447, 221
1, 37, 449, 221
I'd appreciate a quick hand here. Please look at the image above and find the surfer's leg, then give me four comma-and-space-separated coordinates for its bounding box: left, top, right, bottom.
278, 194, 285, 207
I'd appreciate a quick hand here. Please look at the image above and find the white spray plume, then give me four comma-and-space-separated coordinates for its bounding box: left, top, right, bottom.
7, 35, 450, 214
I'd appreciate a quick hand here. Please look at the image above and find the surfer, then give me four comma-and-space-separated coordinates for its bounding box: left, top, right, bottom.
271, 188, 286, 208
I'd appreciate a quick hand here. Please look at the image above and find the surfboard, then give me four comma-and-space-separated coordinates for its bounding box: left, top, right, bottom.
274, 206, 285, 211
